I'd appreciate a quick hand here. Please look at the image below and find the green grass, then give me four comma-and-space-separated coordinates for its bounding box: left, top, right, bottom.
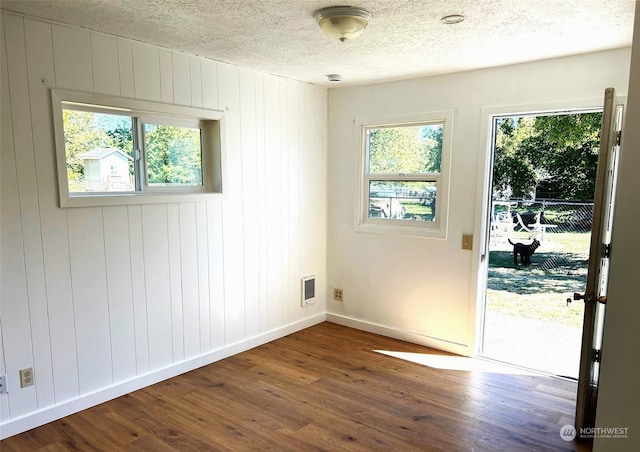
402, 202, 433, 216
486, 290, 585, 328
486, 231, 590, 328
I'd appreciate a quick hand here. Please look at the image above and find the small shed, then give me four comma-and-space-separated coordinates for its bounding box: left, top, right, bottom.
78, 147, 134, 191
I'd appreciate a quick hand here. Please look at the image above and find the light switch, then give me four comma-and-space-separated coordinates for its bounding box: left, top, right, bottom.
462, 234, 473, 250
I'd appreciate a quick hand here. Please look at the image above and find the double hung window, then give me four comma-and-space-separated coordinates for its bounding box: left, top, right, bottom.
357, 111, 453, 238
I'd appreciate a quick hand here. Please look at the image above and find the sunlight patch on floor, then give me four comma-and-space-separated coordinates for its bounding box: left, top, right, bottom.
374, 350, 538, 375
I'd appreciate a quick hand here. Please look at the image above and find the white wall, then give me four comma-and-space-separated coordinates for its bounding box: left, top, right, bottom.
595, 3, 640, 451
0, 12, 327, 437
327, 48, 631, 355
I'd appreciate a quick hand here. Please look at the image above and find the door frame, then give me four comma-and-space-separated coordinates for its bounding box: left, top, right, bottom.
468, 97, 615, 358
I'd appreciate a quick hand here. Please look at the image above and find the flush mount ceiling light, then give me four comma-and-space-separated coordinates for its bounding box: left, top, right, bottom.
313, 6, 373, 42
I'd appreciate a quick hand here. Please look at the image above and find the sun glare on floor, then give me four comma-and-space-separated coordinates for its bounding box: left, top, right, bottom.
374, 350, 538, 375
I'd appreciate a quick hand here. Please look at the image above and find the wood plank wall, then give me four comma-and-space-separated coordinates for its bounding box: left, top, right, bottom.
0, 11, 327, 429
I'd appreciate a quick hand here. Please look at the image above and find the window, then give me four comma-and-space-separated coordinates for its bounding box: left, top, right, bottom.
356, 111, 453, 238
52, 89, 224, 207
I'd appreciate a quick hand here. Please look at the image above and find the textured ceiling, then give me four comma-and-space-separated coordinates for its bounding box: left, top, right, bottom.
1, 0, 636, 87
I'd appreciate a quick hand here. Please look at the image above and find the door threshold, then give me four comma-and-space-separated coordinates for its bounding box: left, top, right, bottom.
476, 354, 578, 382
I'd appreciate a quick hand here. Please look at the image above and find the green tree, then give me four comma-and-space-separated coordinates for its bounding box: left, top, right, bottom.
492, 112, 602, 201
422, 124, 443, 173
106, 118, 134, 174
368, 124, 442, 174
145, 124, 202, 185
492, 117, 538, 199
62, 110, 115, 179
106, 119, 133, 151
526, 113, 601, 200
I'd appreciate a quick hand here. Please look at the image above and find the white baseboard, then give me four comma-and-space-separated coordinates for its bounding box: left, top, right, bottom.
326, 313, 470, 356
0, 314, 326, 440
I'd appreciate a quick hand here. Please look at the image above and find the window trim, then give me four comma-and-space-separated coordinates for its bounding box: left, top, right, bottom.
51, 89, 226, 208
354, 111, 453, 239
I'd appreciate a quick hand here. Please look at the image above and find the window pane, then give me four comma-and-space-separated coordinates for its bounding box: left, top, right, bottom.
62, 109, 134, 193
145, 124, 202, 186
367, 123, 443, 174
369, 180, 437, 222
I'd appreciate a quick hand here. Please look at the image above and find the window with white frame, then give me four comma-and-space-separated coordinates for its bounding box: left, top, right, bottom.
356, 111, 453, 238
51, 89, 224, 207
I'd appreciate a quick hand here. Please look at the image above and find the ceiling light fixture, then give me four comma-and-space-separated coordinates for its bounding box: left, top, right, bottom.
313, 6, 373, 42
441, 14, 465, 25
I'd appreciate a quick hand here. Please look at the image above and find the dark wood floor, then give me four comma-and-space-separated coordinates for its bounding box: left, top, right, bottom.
2, 322, 591, 451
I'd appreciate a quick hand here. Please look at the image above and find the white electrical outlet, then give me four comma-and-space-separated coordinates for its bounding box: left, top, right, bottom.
334, 288, 343, 302
19, 368, 34, 388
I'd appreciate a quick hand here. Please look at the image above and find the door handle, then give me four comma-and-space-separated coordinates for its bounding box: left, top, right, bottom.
567, 292, 584, 306
570, 292, 607, 304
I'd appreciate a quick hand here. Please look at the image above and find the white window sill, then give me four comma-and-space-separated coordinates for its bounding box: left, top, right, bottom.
354, 220, 447, 239
61, 191, 226, 208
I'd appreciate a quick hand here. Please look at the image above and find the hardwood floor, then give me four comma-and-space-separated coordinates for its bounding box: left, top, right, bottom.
1, 322, 591, 451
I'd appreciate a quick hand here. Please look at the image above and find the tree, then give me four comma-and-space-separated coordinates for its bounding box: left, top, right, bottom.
526, 113, 601, 200
492, 117, 538, 199
368, 124, 443, 174
106, 119, 133, 151
145, 124, 202, 185
492, 112, 602, 201
422, 124, 443, 173
106, 118, 134, 174
62, 110, 115, 179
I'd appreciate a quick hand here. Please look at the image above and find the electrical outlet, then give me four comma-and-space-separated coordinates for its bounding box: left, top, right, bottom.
333, 288, 343, 302
0, 374, 7, 394
19, 368, 34, 388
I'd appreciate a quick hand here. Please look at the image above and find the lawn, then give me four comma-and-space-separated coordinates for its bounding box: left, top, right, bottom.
402, 202, 433, 218
486, 231, 591, 328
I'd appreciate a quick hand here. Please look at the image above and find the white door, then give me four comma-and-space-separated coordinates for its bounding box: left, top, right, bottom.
574, 87, 624, 433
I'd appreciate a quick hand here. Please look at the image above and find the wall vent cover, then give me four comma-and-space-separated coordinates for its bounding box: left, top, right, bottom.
301, 276, 316, 307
